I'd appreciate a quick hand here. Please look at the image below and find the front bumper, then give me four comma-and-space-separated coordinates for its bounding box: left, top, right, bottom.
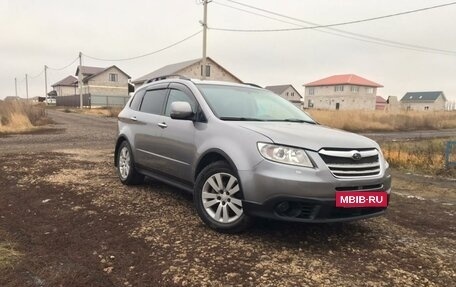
238, 153, 392, 223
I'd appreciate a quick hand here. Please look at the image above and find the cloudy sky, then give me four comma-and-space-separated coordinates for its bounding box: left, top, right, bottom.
1, 0, 455, 101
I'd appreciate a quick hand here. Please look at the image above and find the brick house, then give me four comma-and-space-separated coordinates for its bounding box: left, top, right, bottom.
400, 91, 447, 111
265, 84, 303, 107
132, 57, 242, 87
76, 65, 131, 97
304, 74, 383, 110
51, 75, 77, 97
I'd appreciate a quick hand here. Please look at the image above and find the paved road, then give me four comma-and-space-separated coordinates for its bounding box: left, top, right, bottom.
1, 110, 454, 155
0, 110, 117, 154
363, 129, 456, 142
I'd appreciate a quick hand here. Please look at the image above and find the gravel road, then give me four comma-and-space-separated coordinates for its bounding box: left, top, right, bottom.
0, 110, 455, 286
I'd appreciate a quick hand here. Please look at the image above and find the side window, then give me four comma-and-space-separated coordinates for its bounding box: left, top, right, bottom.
139, 89, 168, 115
130, 89, 146, 111
164, 89, 196, 117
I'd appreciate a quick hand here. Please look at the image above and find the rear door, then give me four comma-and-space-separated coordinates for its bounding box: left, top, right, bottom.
134, 84, 169, 170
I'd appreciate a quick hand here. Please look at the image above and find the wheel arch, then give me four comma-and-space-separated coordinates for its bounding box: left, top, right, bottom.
193, 149, 238, 181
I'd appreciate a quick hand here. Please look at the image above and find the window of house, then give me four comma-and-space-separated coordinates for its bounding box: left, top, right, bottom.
367, 87, 374, 94
424, 106, 429, 110
139, 89, 168, 115
109, 73, 118, 82
200, 65, 211, 77
350, 86, 359, 93
291, 92, 294, 97
334, 85, 344, 92
308, 87, 315, 95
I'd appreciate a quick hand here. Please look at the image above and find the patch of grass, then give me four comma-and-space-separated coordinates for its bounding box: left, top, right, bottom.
0, 100, 52, 134
61, 107, 122, 118
0, 230, 21, 269
381, 138, 456, 176
308, 110, 456, 132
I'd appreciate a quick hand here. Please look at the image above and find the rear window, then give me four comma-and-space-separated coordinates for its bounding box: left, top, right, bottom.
139, 89, 168, 115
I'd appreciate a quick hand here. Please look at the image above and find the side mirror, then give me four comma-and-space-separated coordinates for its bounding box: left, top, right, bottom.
170, 101, 194, 120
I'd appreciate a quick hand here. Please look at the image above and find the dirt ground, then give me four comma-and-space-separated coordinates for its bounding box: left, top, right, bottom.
0, 111, 455, 286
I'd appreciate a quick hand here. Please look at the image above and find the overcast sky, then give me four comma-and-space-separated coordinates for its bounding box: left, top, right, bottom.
1, 0, 456, 101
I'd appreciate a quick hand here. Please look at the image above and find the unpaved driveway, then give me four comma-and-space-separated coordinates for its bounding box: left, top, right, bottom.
0, 110, 455, 286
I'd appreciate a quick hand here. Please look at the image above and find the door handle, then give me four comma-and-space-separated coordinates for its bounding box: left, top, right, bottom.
157, 122, 168, 129
130, 116, 137, 121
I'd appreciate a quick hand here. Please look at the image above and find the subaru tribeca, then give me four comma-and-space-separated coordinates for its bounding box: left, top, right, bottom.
115, 77, 391, 233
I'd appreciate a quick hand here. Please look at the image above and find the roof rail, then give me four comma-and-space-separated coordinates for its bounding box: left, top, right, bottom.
243, 83, 262, 88
145, 74, 191, 84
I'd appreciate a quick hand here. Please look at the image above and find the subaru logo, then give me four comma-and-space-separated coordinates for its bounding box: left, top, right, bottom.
352, 152, 362, 160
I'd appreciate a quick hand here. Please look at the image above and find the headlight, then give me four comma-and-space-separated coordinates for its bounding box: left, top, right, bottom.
257, 143, 313, 167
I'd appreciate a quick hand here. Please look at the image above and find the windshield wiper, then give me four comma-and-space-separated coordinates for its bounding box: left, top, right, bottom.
268, 119, 317, 124
219, 117, 265, 121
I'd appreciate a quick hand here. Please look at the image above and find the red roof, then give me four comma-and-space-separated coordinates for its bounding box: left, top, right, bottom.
304, 74, 383, 88
376, 96, 387, 103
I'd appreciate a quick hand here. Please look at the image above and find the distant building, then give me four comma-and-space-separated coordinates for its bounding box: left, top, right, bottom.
265, 84, 303, 107
132, 57, 242, 86
400, 91, 447, 111
304, 74, 383, 110
76, 65, 131, 97
51, 75, 77, 97
386, 96, 400, 112
375, 96, 387, 110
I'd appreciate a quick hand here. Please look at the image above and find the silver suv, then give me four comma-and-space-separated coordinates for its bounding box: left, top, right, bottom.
115, 77, 391, 233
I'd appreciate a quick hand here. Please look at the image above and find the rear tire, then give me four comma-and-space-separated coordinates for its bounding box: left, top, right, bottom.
116, 141, 144, 185
194, 161, 253, 233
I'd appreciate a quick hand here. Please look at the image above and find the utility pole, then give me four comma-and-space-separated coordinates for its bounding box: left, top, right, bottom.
25, 74, 29, 100
44, 65, 48, 104
78, 52, 83, 108
201, 0, 209, 80
14, 78, 18, 98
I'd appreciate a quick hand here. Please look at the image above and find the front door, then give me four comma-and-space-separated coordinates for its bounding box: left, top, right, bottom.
157, 83, 199, 183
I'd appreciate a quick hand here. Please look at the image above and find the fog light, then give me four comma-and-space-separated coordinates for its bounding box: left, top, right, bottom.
276, 201, 290, 213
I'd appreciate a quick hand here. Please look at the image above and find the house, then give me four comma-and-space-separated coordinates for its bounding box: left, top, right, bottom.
132, 57, 242, 86
375, 96, 387, 110
76, 65, 131, 97
265, 85, 303, 107
304, 74, 383, 110
51, 75, 77, 97
400, 91, 447, 111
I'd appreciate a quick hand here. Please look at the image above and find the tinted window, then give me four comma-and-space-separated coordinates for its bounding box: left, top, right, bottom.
139, 89, 168, 115
164, 89, 196, 117
130, 89, 146, 111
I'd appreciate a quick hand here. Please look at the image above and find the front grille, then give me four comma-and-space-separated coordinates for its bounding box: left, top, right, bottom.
319, 148, 381, 178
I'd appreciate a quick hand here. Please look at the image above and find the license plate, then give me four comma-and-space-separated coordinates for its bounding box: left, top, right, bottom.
336, 191, 388, 208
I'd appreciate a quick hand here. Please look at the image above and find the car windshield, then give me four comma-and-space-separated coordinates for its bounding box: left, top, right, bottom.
197, 84, 316, 123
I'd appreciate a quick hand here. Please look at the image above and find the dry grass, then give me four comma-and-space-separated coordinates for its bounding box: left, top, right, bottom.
0, 230, 21, 269
62, 107, 122, 118
0, 100, 52, 134
308, 110, 456, 132
381, 138, 456, 176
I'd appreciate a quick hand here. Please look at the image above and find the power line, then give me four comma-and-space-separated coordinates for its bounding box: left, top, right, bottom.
29, 68, 45, 79
213, 0, 456, 32
83, 30, 203, 61
213, 0, 456, 56
47, 56, 80, 71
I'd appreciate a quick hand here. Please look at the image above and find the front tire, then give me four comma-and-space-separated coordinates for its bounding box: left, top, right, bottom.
194, 161, 252, 233
116, 141, 144, 185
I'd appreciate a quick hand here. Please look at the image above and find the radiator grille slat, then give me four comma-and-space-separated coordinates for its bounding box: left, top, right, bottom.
319, 149, 381, 178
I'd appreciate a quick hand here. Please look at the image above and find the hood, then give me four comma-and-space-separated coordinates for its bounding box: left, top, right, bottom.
237, 122, 379, 151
